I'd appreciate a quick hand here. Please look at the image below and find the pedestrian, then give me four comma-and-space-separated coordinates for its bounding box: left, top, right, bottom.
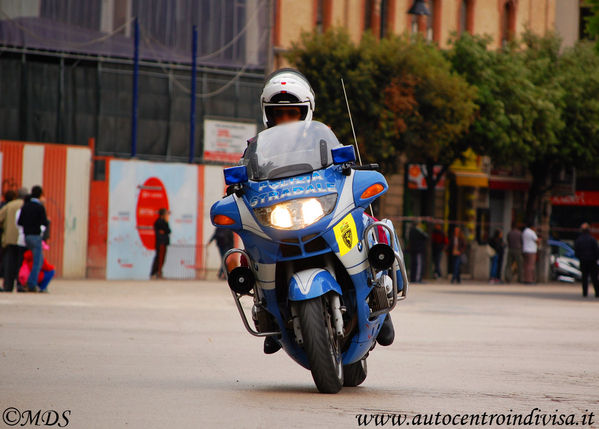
522, 223, 540, 284
574, 223, 599, 298
0, 190, 17, 279
450, 226, 467, 284
0, 187, 28, 292
408, 222, 428, 283
504, 222, 524, 283
488, 229, 505, 283
18, 244, 55, 293
431, 223, 447, 279
17, 186, 48, 292
150, 208, 171, 279
209, 228, 235, 280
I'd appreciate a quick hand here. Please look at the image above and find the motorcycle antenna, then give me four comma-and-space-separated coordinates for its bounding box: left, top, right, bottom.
341, 77, 374, 217
341, 78, 364, 167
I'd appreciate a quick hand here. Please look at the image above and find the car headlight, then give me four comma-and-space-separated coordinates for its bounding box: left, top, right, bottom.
254, 194, 337, 230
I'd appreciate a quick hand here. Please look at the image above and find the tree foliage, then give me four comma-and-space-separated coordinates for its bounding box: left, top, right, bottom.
286, 30, 476, 216
286, 28, 599, 222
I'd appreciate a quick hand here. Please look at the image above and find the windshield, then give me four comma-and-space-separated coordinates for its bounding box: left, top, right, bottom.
243, 121, 342, 181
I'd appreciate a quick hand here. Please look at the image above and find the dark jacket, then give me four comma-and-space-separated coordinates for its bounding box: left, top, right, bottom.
574, 231, 599, 262
210, 228, 234, 250
489, 236, 505, 255
154, 218, 171, 246
409, 226, 428, 254
17, 199, 48, 236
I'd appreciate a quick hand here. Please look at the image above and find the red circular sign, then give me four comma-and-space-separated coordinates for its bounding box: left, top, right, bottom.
136, 177, 169, 250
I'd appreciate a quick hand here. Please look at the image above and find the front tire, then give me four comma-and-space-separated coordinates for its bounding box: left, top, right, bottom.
343, 358, 367, 387
298, 295, 343, 393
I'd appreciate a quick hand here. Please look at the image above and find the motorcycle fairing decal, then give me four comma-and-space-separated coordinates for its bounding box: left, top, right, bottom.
246, 170, 338, 209
333, 213, 358, 256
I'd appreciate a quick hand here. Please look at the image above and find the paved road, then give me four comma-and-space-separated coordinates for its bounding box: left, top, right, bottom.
1, 280, 598, 428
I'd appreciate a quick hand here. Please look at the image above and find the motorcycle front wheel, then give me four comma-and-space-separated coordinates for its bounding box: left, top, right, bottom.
298, 294, 343, 393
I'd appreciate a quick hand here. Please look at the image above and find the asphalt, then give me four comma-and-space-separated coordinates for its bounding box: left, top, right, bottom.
0, 279, 598, 428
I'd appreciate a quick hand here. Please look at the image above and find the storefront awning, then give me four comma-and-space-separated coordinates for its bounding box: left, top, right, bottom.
489, 176, 530, 191
453, 171, 488, 187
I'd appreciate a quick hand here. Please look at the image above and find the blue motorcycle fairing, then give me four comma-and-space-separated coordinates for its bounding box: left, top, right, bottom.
288, 269, 343, 301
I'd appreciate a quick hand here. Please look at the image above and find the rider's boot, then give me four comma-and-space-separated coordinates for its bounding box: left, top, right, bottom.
263, 336, 281, 354
376, 313, 395, 346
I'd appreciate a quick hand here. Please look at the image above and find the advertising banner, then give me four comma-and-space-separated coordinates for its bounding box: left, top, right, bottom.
203, 119, 257, 163
107, 160, 199, 280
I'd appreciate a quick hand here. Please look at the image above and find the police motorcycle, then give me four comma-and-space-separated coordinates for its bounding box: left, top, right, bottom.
210, 120, 408, 393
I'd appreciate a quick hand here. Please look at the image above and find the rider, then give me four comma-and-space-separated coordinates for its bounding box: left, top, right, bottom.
246, 68, 395, 353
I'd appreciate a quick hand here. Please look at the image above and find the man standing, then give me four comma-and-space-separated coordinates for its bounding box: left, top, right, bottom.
522, 223, 540, 284
0, 188, 28, 292
151, 208, 171, 279
408, 222, 428, 283
574, 223, 599, 298
17, 186, 48, 292
504, 223, 524, 283
431, 224, 447, 279
209, 228, 234, 280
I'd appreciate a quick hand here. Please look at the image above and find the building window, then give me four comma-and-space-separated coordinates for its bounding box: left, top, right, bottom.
365, 0, 389, 38
458, 0, 474, 35
501, 0, 516, 46
315, 0, 324, 33
425, 0, 441, 42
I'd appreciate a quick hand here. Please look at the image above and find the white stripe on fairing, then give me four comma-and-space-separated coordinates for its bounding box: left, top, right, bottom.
236, 194, 270, 240
327, 170, 354, 229
63, 147, 91, 277
22, 145, 44, 190
255, 262, 276, 290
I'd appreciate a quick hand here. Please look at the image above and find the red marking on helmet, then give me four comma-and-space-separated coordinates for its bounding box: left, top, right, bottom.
280, 90, 286, 93
281, 82, 286, 85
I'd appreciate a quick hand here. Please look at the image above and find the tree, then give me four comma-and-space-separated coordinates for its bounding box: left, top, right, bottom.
287, 30, 476, 218
448, 32, 599, 225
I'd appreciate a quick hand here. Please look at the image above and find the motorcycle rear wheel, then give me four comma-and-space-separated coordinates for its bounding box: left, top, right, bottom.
298, 294, 343, 393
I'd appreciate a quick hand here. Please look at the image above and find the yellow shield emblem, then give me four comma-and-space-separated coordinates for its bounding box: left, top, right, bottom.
333, 214, 358, 256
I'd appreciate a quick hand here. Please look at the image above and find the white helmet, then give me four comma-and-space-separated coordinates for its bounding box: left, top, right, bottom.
261, 68, 315, 128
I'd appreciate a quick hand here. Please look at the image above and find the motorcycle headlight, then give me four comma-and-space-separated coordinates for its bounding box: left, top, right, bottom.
254, 194, 337, 230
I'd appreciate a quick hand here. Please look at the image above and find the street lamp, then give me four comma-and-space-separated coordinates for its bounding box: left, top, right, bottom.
408, 0, 430, 16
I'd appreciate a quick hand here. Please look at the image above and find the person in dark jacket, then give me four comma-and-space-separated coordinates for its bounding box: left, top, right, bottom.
489, 229, 506, 283
408, 223, 428, 283
150, 208, 171, 279
209, 228, 234, 280
17, 185, 48, 292
431, 224, 447, 279
574, 223, 599, 298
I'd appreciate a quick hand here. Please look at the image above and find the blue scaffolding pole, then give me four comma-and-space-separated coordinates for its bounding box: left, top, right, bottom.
189, 25, 198, 163
130, 17, 140, 158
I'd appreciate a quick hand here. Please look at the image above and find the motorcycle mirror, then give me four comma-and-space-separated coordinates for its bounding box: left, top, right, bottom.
332, 146, 356, 165
224, 165, 248, 185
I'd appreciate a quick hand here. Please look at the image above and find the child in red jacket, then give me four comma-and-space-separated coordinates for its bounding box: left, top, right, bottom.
18, 250, 55, 292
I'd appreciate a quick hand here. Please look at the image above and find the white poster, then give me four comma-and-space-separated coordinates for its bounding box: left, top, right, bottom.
203, 118, 257, 163
107, 160, 199, 280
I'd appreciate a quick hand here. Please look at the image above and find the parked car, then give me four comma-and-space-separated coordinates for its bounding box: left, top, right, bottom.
548, 239, 581, 282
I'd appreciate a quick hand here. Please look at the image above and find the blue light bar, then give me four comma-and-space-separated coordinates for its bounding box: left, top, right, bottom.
331, 146, 356, 164
224, 165, 248, 185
